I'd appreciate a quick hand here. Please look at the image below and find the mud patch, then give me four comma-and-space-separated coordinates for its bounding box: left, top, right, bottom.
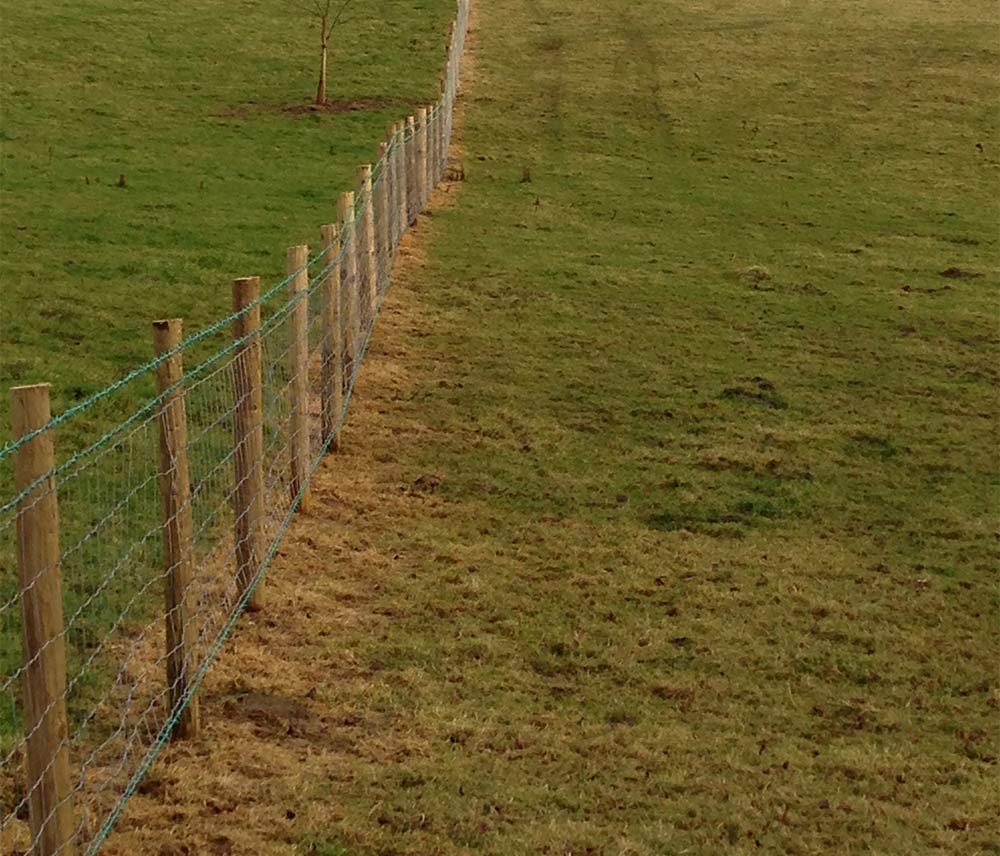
719, 377, 788, 410
221, 691, 326, 741
939, 267, 982, 280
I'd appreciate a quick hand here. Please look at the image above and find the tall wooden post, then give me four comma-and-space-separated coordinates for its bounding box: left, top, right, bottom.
447, 21, 457, 102
10, 383, 75, 856
357, 165, 378, 322
151, 319, 200, 741
405, 115, 417, 225
384, 124, 398, 252
436, 81, 446, 184
376, 141, 391, 283
287, 245, 312, 513
337, 191, 360, 378
231, 276, 265, 612
320, 224, 344, 452
395, 122, 408, 240
427, 106, 436, 191
416, 107, 428, 210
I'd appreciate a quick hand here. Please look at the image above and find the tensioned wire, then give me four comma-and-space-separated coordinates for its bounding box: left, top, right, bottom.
2, 158, 392, 845
88, 60, 467, 850
0, 194, 381, 695
12, 221, 384, 853
0, 142, 397, 695
0, 154, 393, 519
82, 147, 422, 854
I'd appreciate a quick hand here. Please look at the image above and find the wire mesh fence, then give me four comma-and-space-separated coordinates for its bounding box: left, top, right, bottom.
0, 2, 469, 852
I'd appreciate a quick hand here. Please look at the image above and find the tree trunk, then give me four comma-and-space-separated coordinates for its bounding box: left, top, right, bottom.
315, 16, 329, 106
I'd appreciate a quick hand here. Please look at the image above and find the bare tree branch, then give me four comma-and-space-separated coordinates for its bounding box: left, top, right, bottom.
306, 0, 353, 105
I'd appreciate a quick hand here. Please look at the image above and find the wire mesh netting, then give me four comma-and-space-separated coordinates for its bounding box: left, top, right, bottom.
0, 2, 470, 852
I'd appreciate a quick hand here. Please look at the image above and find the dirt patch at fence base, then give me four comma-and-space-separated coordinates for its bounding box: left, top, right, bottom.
99, 240, 434, 856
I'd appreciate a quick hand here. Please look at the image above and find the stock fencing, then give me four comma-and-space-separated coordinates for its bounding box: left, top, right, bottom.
0, 2, 470, 852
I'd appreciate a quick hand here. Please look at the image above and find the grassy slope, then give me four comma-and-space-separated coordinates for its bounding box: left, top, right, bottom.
0, 0, 453, 444
304, 0, 999, 853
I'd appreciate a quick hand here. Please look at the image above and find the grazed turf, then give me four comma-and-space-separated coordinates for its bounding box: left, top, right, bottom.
3, 0, 999, 853
293, 0, 999, 853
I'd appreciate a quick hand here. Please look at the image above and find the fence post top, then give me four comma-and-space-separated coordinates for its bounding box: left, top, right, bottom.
287, 243, 309, 257
10, 382, 51, 397
232, 276, 262, 312
9, 384, 52, 429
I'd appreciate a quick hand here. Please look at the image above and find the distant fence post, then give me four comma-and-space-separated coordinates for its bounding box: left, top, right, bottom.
447, 21, 457, 109
395, 123, 408, 240
320, 224, 344, 451
406, 115, 417, 224
437, 81, 446, 184
416, 106, 428, 210
357, 164, 378, 325
231, 276, 266, 612
376, 141, 391, 287
337, 192, 360, 383
10, 383, 75, 856
427, 105, 437, 196
151, 319, 200, 741
287, 244, 312, 513
384, 125, 397, 252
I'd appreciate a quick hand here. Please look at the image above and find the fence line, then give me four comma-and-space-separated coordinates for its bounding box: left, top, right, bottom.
0, 2, 470, 852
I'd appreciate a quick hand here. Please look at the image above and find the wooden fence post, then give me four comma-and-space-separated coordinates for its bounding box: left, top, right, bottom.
151, 319, 200, 741
320, 224, 344, 452
395, 122, 408, 239
428, 106, 437, 191
337, 191, 360, 378
287, 244, 312, 513
10, 383, 75, 856
231, 276, 265, 612
416, 106, 428, 210
447, 22, 457, 102
357, 165, 378, 322
406, 115, 417, 224
376, 141, 391, 282
384, 124, 398, 252
437, 80, 446, 184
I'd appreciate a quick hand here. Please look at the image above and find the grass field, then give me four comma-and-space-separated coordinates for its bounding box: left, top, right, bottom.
3, 0, 1000, 853
297, 0, 999, 851
0, 0, 455, 441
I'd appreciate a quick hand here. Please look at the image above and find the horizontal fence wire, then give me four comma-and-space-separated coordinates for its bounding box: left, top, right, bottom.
0, 1, 470, 852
